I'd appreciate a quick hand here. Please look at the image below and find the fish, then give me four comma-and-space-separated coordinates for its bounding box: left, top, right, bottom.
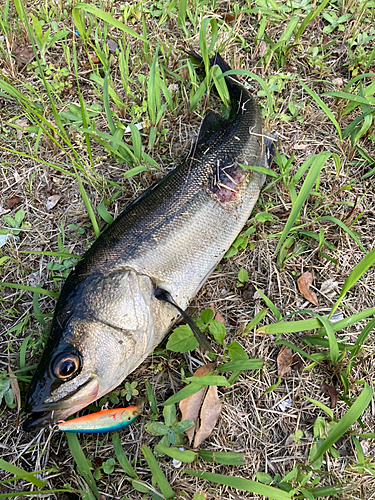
22, 52, 275, 431
58, 398, 146, 433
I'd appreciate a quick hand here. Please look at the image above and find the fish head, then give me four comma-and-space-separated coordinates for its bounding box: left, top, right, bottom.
23, 270, 156, 431
23, 318, 128, 431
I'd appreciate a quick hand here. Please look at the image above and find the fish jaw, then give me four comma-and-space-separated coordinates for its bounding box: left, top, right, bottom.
23, 376, 100, 431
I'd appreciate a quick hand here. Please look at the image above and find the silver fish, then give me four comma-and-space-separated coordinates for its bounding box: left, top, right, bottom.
23, 53, 275, 431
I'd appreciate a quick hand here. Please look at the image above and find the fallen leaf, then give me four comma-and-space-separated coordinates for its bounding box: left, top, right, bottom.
297, 271, 319, 306
214, 311, 225, 324
46, 194, 61, 210
193, 384, 222, 448
5, 195, 22, 208
14, 118, 29, 139
13, 45, 34, 65
8, 361, 21, 426
293, 143, 308, 150
320, 278, 339, 295
258, 40, 268, 58
221, 13, 236, 23
89, 54, 100, 64
291, 353, 303, 371
277, 346, 293, 377
179, 362, 216, 445
321, 382, 338, 409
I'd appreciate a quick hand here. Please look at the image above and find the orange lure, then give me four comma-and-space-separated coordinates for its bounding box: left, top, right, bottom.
58, 398, 146, 433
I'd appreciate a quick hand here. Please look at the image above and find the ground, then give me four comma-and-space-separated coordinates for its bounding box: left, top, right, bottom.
1, 0, 375, 499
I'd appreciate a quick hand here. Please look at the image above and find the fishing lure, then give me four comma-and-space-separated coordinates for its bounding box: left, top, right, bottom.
58, 398, 146, 433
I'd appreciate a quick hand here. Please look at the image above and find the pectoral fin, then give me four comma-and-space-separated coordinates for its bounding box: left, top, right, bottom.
154, 288, 214, 353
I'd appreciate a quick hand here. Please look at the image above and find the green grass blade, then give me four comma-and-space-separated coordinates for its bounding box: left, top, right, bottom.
66, 433, 99, 499
112, 433, 137, 479
304, 396, 334, 420
275, 340, 325, 363
148, 46, 159, 125
0, 491, 70, 498
259, 307, 375, 336
330, 248, 375, 317
197, 450, 246, 466
0, 282, 58, 298
254, 286, 282, 321
75, 174, 100, 237
141, 445, 175, 499
239, 163, 279, 178
217, 359, 263, 372
244, 308, 268, 333
72, 4, 145, 41
185, 470, 291, 499
184, 375, 229, 386
275, 151, 332, 253
318, 216, 366, 253
294, 0, 330, 42
310, 382, 373, 463
177, 0, 187, 26
218, 69, 273, 115
299, 80, 342, 140
162, 383, 207, 406
0, 459, 45, 488
315, 314, 339, 364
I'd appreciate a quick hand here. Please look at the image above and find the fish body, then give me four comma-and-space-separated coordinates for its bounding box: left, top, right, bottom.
58, 406, 140, 433
23, 53, 275, 431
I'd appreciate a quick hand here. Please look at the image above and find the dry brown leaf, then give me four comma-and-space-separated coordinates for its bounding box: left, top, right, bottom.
13, 45, 34, 65
277, 346, 293, 377
321, 382, 338, 409
46, 194, 61, 211
214, 311, 225, 324
221, 13, 236, 23
8, 361, 21, 426
291, 353, 303, 371
179, 362, 216, 445
89, 54, 100, 64
297, 271, 319, 306
5, 195, 22, 208
193, 384, 222, 448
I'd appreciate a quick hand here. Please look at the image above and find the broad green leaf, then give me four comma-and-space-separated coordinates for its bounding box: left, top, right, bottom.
155, 444, 197, 463
166, 325, 199, 353
227, 342, 249, 360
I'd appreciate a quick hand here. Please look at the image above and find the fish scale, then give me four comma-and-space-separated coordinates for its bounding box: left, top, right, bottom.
23, 53, 275, 431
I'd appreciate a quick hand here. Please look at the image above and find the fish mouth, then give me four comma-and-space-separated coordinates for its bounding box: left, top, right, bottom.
23, 377, 100, 432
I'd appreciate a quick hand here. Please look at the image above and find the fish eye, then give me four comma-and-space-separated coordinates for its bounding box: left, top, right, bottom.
52, 353, 81, 379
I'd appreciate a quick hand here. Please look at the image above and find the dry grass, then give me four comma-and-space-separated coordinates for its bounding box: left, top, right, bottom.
1, 0, 375, 498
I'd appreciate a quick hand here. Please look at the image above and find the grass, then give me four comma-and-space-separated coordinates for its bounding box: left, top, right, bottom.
0, 0, 375, 498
